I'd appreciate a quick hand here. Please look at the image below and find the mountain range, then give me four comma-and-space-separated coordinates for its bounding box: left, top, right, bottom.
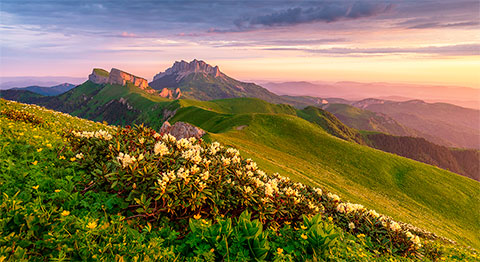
263, 81, 480, 110
1, 59, 479, 180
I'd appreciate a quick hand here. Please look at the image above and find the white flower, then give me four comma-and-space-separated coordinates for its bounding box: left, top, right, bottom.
313, 187, 323, 196
75, 153, 84, 159
349, 222, 355, 229
245, 160, 257, 171
162, 133, 177, 143
226, 148, 240, 156
177, 168, 190, 183
327, 193, 340, 202
176, 138, 192, 150
200, 171, 210, 181
221, 156, 231, 166
116, 152, 136, 168
190, 165, 200, 175
390, 221, 401, 231
367, 210, 380, 218
284, 187, 299, 197
154, 142, 169, 156
209, 142, 221, 155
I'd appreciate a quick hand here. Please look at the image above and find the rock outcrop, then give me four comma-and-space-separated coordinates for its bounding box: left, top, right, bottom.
153, 59, 223, 82
88, 69, 109, 84
159, 121, 205, 139
88, 68, 150, 91
158, 88, 182, 99
107, 68, 149, 89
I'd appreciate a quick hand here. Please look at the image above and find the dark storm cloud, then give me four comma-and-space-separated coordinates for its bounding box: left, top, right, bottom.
234, 1, 393, 29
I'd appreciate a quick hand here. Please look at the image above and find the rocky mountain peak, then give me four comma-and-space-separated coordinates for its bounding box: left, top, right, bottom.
153, 59, 223, 81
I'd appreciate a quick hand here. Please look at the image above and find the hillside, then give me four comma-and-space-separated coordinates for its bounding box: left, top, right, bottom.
323, 103, 420, 137
353, 99, 480, 149
3, 75, 478, 181
363, 132, 480, 181
1, 99, 478, 261
167, 104, 480, 249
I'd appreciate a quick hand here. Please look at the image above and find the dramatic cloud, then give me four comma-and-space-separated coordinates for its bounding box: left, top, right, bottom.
234, 2, 393, 29
0, 0, 479, 87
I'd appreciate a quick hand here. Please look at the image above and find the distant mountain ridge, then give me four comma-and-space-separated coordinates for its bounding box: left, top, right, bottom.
10, 83, 76, 96
263, 81, 480, 110
352, 99, 480, 149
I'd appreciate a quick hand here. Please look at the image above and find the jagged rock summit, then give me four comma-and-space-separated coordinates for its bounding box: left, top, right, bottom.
89, 68, 150, 91
148, 59, 286, 103
153, 59, 223, 82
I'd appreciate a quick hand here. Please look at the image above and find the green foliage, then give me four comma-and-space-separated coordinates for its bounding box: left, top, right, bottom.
1, 99, 479, 261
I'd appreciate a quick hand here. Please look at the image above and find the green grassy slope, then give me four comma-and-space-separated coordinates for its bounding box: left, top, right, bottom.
325, 103, 420, 137
170, 107, 480, 248
4, 99, 478, 261
42, 81, 171, 126
3, 85, 479, 247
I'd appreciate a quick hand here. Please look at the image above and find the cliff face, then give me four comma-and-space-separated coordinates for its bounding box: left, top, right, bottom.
108, 68, 149, 89
88, 69, 109, 84
88, 68, 149, 90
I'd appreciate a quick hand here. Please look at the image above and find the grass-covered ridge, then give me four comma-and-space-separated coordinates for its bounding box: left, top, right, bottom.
1, 99, 478, 261
169, 101, 480, 249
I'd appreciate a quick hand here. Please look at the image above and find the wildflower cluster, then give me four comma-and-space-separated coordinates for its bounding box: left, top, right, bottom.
66, 124, 424, 257
72, 129, 113, 140
1, 108, 44, 125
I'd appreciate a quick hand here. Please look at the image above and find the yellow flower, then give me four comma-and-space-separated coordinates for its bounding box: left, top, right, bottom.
357, 234, 366, 238
300, 225, 308, 230
59, 156, 65, 160
32, 161, 38, 165
301, 234, 308, 240
61, 210, 70, 216
70, 157, 76, 162
55, 189, 61, 193
193, 214, 201, 220
86, 221, 97, 229
46, 143, 52, 148
328, 217, 333, 222
37, 148, 43, 152
277, 248, 283, 254
284, 221, 291, 225
32, 185, 39, 190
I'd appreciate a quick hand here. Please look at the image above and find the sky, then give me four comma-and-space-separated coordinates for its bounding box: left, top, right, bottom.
0, 0, 479, 87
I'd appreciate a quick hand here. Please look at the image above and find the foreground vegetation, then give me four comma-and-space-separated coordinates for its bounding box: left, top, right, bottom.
0, 99, 478, 261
